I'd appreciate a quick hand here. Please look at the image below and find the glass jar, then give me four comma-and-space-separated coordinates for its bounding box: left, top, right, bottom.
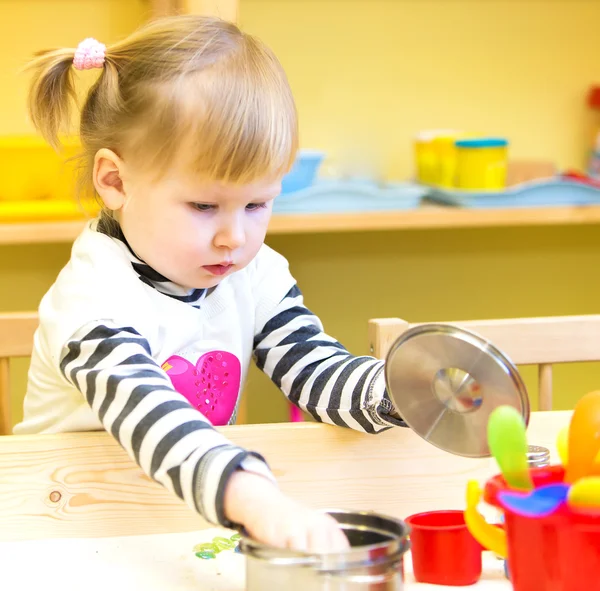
527, 445, 551, 469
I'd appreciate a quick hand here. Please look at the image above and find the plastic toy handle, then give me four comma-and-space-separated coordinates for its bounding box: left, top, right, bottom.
464, 480, 507, 559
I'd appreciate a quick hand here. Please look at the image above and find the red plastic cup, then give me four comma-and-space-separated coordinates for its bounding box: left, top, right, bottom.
405, 510, 482, 586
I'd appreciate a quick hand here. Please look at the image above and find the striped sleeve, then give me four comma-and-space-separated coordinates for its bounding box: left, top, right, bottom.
253, 285, 405, 434
60, 321, 275, 526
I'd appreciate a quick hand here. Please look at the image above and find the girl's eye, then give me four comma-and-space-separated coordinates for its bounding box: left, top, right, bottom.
193, 203, 216, 212
246, 203, 268, 212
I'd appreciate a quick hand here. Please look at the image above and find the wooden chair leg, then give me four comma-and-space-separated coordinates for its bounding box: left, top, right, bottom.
0, 357, 12, 435
368, 318, 410, 360
538, 363, 553, 411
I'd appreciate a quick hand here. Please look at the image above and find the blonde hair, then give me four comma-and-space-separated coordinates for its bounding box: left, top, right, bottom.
27, 15, 298, 197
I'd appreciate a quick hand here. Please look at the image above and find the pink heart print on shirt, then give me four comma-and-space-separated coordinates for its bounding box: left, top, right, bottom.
161, 351, 241, 426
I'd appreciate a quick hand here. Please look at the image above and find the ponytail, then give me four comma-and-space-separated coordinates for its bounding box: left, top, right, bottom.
27, 48, 78, 150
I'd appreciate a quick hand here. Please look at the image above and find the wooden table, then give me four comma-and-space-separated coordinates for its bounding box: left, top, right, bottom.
0, 528, 510, 591
0, 411, 571, 589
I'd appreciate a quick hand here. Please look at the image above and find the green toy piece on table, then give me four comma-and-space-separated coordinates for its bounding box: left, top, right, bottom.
194, 533, 242, 560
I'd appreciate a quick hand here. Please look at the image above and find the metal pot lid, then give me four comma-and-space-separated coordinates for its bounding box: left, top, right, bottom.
385, 323, 530, 458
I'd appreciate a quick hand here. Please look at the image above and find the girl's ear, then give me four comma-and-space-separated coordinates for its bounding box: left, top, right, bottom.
93, 148, 127, 211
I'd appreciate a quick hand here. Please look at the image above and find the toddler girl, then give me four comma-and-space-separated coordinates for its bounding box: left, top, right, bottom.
15, 15, 404, 553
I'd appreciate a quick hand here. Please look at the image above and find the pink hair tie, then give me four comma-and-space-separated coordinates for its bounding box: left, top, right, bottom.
73, 38, 106, 70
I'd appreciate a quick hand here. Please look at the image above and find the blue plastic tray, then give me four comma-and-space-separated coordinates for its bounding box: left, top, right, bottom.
426, 179, 600, 209
273, 179, 426, 214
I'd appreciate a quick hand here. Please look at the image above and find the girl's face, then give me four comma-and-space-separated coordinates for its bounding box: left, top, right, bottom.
95, 151, 281, 289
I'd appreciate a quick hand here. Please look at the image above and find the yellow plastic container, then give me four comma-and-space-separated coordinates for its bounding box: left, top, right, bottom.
414, 130, 473, 187
0, 199, 99, 223
0, 135, 81, 202
454, 138, 509, 190
415, 131, 442, 185
433, 135, 462, 187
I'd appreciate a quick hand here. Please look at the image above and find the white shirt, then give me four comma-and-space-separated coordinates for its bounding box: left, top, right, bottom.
15, 218, 402, 526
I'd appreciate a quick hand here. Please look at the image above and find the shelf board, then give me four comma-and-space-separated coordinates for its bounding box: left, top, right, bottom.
3, 204, 600, 245
267, 204, 600, 234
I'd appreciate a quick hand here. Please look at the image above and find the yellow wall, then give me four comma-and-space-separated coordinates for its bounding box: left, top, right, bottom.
0, 0, 148, 134
2, 0, 600, 427
238, 0, 600, 423
241, 0, 600, 179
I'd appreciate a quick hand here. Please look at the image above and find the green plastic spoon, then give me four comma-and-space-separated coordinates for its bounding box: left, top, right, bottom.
488, 405, 533, 490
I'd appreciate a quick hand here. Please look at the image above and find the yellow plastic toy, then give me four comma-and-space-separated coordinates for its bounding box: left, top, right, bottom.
568, 477, 600, 508
565, 391, 600, 483
557, 425, 569, 466
557, 423, 600, 472
464, 480, 507, 559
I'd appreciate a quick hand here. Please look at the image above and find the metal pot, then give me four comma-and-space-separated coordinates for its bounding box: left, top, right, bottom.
240, 509, 410, 590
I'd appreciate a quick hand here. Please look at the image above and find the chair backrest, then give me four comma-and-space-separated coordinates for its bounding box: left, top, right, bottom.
0, 312, 38, 435
368, 315, 600, 411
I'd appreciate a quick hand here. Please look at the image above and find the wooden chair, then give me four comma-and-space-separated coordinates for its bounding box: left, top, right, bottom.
0, 312, 38, 435
368, 315, 600, 411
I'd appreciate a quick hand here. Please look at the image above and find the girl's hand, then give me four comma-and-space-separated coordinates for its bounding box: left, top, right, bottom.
224, 470, 350, 553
